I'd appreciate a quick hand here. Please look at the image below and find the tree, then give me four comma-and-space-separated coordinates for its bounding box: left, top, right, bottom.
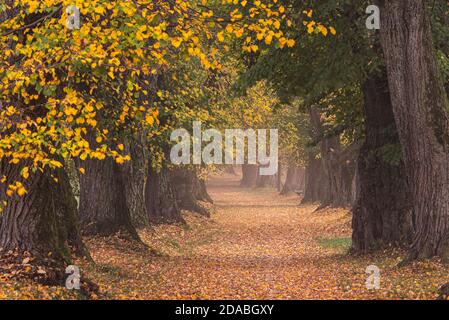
78, 154, 139, 239
239, 2, 419, 254
146, 162, 183, 224
302, 150, 327, 203
240, 164, 259, 187
281, 166, 305, 195
378, 0, 449, 261
171, 167, 211, 216
267, 101, 308, 195
237, 2, 362, 208
308, 105, 357, 208
120, 137, 149, 229
351, 72, 413, 252
227, 81, 280, 187
0, 160, 87, 261
0, 0, 298, 263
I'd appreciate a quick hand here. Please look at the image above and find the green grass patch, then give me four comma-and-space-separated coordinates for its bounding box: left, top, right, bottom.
316, 237, 352, 252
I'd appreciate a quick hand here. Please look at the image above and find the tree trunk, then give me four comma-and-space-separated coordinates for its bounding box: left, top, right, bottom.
146, 164, 183, 224
281, 166, 305, 195
193, 175, 213, 204
297, 168, 305, 192
120, 138, 149, 228
240, 164, 259, 187
0, 160, 88, 262
306, 107, 356, 208
319, 121, 354, 207
223, 165, 237, 175
170, 168, 210, 217
276, 163, 282, 192
256, 172, 276, 188
302, 151, 327, 203
280, 165, 296, 195
351, 73, 414, 253
379, 0, 449, 261
78, 156, 139, 240
0, 1, 87, 263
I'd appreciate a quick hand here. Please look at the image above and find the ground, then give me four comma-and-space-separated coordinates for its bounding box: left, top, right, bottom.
1, 173, 449, 299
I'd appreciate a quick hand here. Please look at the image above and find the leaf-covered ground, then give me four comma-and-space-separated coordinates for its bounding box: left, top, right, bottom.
1, 173, 449, 299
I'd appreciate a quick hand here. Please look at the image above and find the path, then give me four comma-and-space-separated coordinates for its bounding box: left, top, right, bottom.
83, 174, 447, 300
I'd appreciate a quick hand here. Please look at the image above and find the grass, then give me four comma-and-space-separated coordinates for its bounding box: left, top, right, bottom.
316, 237, 352, 252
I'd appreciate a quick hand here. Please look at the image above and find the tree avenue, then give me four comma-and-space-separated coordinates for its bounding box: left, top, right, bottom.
0, 0, 448, 300
0, 1, 318, 265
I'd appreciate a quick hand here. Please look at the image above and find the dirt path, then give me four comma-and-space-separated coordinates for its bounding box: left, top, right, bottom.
82, 174, 448, 300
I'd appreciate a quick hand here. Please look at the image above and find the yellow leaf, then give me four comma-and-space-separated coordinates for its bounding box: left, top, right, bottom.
171, 38, 182, 48
17, 187, 27, 197
22, 167, 29, 179
217, 32, 225, 42
265, 34, 273, 45
49, 160, 63, 168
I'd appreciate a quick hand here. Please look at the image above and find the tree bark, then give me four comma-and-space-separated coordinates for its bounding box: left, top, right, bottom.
120, 138, 149, 228
379, 0, 449, 261
240, 164, 259, 187
306, 107, 356, 208
78, 156, 139, 240
0, 160, 88, 262
297, 167, 305, 192
280, 166, 304, 195
146, 164, 183, 224
276, 163, 282, 192
223, 165, 237, 175
1, 1, 88, 262
351, 73, 414, 253
193, 175, 213, 204
170, 168, 210, 217
256, 172, 276, 188
302, 151, 326, 203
